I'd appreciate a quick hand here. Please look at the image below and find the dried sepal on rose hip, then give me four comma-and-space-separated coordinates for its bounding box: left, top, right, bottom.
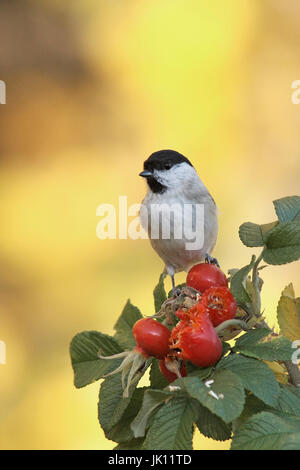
169, 304, 223, 367
98, 318, 171, 397
159, 357, 187, 383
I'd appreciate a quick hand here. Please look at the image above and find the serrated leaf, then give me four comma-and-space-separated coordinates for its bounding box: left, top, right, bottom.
233, 393, 269, 432
114, 299, 143, 349
217, 353, 279, 407
275, 385, 300, 417
98, 373, 141, 441
231, 411, 300, 450
149, 360, 169, 389
263, 221, 300, 265
98, 374, 146, 442
183, 369, 245, 423
277, 284, 300, 342
187, 366, 213, 380
143, 396, 197, 450
238, 220, 280, 247
131, 389, 171, 438
106, 387, 147, 443
221, 342, 232, 356
153, 273, 167, 312
237, 335, 293, 362
239, 222, 265, 247
260, 221, 279, 239
114, 438, 145, 450
281, 283, 295, 298
234, 328, 271, 349
195, 402, 232, 441
230, 256, 256, 306
70, 331, 123, 388
273, 196, 300, 223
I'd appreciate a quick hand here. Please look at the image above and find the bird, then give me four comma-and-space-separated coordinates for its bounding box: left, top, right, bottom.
139, 149, 218, 290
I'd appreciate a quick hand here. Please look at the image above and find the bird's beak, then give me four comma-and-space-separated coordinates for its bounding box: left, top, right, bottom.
139, 170, 153, 178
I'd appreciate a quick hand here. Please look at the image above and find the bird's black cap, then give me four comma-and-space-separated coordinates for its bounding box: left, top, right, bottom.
143, 150, 193, 173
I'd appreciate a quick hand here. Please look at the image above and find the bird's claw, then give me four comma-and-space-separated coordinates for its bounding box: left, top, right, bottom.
205, 254, 220, 268
171, 287, 182, 297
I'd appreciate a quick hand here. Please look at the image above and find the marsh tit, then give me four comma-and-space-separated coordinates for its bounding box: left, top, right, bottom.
139, 150, 218, 289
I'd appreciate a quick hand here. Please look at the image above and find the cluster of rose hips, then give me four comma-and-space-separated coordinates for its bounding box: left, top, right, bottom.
100, 262, 237, 394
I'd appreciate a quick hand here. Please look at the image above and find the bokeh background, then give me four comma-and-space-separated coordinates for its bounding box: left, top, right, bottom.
0, 0, 300, 450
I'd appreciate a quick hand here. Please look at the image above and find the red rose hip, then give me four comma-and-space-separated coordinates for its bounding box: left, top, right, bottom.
132, 318, 171, 359
186, 263, 228, 293
201, 286, 237, 327
169, 312, 223, 367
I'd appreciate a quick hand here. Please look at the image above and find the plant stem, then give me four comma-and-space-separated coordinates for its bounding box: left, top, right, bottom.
215, 319, 250, 335
284, 361, 300, 388
251, 252, 264, 317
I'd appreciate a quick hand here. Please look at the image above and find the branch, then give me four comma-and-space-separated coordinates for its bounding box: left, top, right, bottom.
251, 252, 264, 317
284, 361, 300, 388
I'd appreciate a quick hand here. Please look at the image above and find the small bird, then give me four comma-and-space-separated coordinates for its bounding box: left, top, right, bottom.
139, 150, 218, 290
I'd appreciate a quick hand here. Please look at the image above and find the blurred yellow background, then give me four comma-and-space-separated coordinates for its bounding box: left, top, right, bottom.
1, 0, 300, 450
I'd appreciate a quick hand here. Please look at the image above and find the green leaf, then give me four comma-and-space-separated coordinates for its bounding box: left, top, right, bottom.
98, 373, 139, 441
237, 335, 293, 362
234, 328, 271, 349
221, 342, 232, 356
263, 221, 300, 265
260, 221, 279, 239
277, 284, 300, 342
231, 411, 300, 450
98, 374, 132, 433
114, 299, 143, 349
275, 385, 300, 417
149, 360, 169, 390
233, 393, 269, 431
153, 273, 167, 312
183, 369, 245, 423
187, 366, 213, 381
230, 256, 256, 306
114, 438, 145, 450
239, 222, 265, 247
273, 196, 300, 223
238, 221, 279, 247
70, 331, 123, 388
131, 389, 171, 438
105, 387, 147, 443
195, 402, 232, 441
217, 353, 279, 407
143, 396, 197, 450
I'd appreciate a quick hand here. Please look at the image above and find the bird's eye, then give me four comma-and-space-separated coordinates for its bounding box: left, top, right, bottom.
164, 163, 171, 170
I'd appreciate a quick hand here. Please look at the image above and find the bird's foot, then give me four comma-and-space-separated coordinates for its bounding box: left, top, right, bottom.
205, 253, 220, 268
170, 286, 182, 297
